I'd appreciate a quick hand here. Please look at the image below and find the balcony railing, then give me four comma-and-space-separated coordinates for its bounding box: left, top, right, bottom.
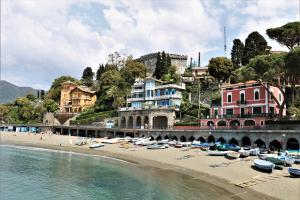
237, 100, 247, 105
127, 97, 144, 102
206, 113, 278, 119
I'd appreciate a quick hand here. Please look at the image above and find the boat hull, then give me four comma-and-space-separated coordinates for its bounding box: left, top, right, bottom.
254, 159, 275, 172
288, 168, 300, 177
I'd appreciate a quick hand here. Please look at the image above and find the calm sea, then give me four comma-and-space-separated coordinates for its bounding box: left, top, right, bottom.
0, 145, 228, 200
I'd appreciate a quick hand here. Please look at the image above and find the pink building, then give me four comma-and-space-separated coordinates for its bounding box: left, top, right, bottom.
201, 81, 286, 128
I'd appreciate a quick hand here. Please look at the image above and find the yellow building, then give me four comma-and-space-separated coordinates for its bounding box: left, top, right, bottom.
60, 81, 97, 113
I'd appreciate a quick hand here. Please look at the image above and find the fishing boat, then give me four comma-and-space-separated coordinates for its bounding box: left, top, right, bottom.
147, 144, 168, 149
217, 144, 241, 151
249, 148, 260, 156
181, 142, 192, 147
265, 157, 284, 165
89, 142, 104, 149
284, 156, 295, 166
174, 143, 183, 148
258, 153, 278, 160
288, 167, 300, 177
225, 151, 240, 159
254, 159, 275, 172
207, 150, 227, 156
239, 148, 250, 158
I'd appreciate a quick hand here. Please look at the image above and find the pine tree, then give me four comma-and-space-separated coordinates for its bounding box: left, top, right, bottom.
242, 31, 268, 65
40, 90, 45, 99
82, 67, 94, 87
231, 39, 244, 68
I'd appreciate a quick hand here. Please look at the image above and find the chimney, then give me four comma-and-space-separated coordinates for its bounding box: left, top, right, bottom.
198, 52, 201, 67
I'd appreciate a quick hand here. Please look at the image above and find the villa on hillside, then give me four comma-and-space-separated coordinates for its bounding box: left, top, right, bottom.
118, 77, 185, 129
59, 81, 97, 113
200, 80, 286, 128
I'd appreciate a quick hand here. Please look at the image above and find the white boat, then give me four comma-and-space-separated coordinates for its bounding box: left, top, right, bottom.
254, 159, 275, 172
89, 142, 104, 148
239, 148, 250, 158
147, 144, 168, 149
181, 142, 192, 147
158, 139, 169, 144
225, 151, 240, 159
288, 167, 300, 177
249, 148, 260, 156
284, 156, 295, 166
258, 153, 278, 160
101, 138, 121, 144
207, 150, 227, 156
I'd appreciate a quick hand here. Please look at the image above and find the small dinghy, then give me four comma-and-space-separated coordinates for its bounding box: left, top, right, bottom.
249, 148, 260, 156
288, 167, 300, 177
265, 157, 284, 165
207, 150, 227, 156
239, 148, 250, 158
89, 142, 104, 149
225, 151, 240, 159
254, 159, 275, 172
147, 144, 168, 149
258, 153, 278, 160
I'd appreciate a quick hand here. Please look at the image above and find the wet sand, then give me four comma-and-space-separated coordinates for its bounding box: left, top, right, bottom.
1, 132, 299, 200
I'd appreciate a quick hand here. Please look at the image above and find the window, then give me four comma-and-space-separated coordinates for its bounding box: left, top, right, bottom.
253, 107, 262, 114
227, 94, 232, 103
226, 109, 233, 115
254, 91, 259, 100
241, 108, 245, 116
270, 107, 274, 114
214, 109, 218, 117
156, 90, 160, 96
260, 121, 264, 126
240, 93, 245, 102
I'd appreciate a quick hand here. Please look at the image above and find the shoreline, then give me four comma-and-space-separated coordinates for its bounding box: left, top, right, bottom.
1, 132, 298, 200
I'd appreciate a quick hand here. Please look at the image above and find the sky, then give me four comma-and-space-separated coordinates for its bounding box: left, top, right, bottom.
1, 0, 299, 90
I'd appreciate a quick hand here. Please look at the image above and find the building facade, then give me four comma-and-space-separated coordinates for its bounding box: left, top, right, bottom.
136, 52, 188, 75
60, 81, 97, 113
118, 77, 185, 129
192, 66, 208, 79
201, 81, 286, 127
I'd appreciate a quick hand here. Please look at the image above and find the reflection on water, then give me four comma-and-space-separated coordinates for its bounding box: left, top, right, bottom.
0, 145, 228, 200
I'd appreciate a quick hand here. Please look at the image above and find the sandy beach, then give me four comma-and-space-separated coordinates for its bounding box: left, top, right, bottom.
1, 131, 299, 200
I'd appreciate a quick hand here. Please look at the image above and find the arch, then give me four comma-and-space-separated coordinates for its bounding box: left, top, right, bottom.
149, 135, 155, 141
180, 136, 187, 142
197, 137, 206, 143
172, 136, 178, 141
156, 135, 162, 141
230, 120, 240, 126
241, 136, 251, 147
164, 135, 169, 140
254, 139, 266, 148
244, 120, 255, 126
136, 116, 142, 129
287, 138, 299, 150
207, 135, 215, 143
207, 121, 214, 126
229, 138, 239, 145
217, 137, 226, 144
269, 140, 282, 151
120, 117, 126, 128
128, 116, 133, 129
217, 120, 227, 126
189, 136, 195, 142
144, 116, 149, 128
153, 116, 168, 129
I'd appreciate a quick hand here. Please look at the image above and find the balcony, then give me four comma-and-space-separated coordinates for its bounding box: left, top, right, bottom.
154, 94, 182, 100
131, 89, 144, 93
119, 105, 179, 111
206, 113, 278, 119
155, 83, 185, 90
237, 100, 247, 105
127, 97, 144, 102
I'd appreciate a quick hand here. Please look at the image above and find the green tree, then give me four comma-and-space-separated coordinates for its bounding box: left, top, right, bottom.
208, 57, 233, 82
0, 105, 10, 122
121, 56, 147, 84
242, 31, 268, 65
82, 67, 94, 87
288, 106, 300, 119
26, 94, 36, 101
96, 64, 105, 81
154, 52, 162, 79
46, 76, 78, 102
162, 65, 180, 83
267, 21, 300, 50
43, 99, 59, 112
40, 90, 45, 99
231, 39, 244, 68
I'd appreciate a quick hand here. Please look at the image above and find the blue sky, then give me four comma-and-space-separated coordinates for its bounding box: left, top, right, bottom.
1, 0, 299, 90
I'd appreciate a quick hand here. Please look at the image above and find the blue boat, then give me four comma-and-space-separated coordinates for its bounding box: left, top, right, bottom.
217, 144, 241, 151
254, 159, 275, 172
288, 167, 300, 177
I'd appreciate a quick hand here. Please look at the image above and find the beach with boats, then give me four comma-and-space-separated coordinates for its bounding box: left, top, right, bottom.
1, 131, 300, 200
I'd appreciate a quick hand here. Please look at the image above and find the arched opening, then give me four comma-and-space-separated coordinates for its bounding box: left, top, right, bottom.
287, 138, 299, 150
125, 132, 134, 138
244, 120, 255, 126
207, 135, 215, 143
229, 138, 239, 145
180, 136, 187, 142
197, 137, 206, 143
207, 121, 214, 126
144, 116, 149, 129
164, 135, 169, 140
254, 139, 266, 148
153, 116, 168, 129
241, 136, 251, 147
217, 120, 227, 126
120, 117, 126, 128
128, 116, 133, 129
149, 136, 155, 141
189, 136, 195, 142
269, 140, 282, 151
217, 137, 226, 144
156, 135, 162, 141
172, 136, 178, 141
136, 116, 141, 129
230, 120, 240, 126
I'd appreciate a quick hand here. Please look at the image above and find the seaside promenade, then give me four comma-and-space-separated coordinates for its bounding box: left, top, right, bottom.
1, 131, 299, 200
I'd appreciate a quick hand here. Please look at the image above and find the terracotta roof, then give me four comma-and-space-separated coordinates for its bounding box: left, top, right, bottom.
61, 81, 77, 86
71, 86, 96, 94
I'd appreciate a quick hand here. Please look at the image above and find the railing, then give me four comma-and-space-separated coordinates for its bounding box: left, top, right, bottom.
119, 105, 179, 111
127, 97, 144, 101
237, 100, 247, 105
206, 113, 279, 119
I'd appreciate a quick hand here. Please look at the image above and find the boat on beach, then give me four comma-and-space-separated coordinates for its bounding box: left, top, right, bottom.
89, 142, 104, 148
258, 153, 278, 160
249, 148, 260, 156
288, 167, 300, 177
254, 159, 275, 172
217, 144, 241, 152
147, 144, 168, 149
239, 148, 250, 158
207, 150, 227, 156
265, 157, 284, 165
225, 151, 240, 159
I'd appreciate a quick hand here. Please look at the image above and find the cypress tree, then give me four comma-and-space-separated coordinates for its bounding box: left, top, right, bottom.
161, 51, 167, 75
154, 52, 162, 79
82, 67, 94, 87
96, 64, 105, 81
231, 39, 244, 68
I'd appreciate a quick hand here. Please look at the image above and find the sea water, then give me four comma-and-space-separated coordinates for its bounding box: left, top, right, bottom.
0, 145, 227, 200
